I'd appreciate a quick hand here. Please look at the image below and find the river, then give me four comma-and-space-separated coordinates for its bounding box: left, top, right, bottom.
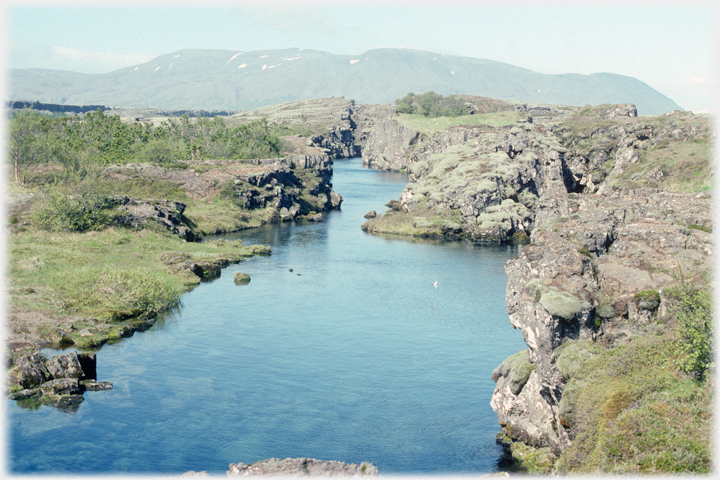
6, 157, 526, 475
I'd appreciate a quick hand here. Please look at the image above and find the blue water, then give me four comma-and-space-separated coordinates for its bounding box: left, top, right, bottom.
6, 157, 525, 475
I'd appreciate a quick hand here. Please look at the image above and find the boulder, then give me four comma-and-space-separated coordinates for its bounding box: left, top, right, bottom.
15, 354, 49, 388
40, 378, 81, 396
45, 351, 84, 380
234, 272, 251, 285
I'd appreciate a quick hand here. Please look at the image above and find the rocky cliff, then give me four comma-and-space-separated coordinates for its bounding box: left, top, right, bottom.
358, 98, 714, 471
492, 190, 712, 455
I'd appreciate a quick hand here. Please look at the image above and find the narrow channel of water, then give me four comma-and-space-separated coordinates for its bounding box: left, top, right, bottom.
6, 157, 526, 475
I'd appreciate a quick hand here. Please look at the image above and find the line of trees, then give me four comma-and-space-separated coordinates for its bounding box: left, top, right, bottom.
394, 91, 468, 117
6, 108, 288, 186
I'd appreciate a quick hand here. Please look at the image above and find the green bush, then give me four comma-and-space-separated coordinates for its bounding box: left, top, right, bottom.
666, 281, 713, 378
31, 187, 118, 232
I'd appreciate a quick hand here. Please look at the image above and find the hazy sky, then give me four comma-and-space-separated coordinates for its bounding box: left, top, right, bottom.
3, 2, 718, 112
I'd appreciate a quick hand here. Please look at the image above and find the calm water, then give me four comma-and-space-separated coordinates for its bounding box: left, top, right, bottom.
6, 157, 525, 475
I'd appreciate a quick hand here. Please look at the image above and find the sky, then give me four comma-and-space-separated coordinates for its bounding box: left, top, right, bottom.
2, 1, 718, 113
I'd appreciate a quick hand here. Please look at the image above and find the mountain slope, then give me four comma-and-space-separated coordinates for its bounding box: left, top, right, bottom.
8, 48, 682, 115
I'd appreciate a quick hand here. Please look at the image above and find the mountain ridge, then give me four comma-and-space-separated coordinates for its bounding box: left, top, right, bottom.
8, 47, 682, 115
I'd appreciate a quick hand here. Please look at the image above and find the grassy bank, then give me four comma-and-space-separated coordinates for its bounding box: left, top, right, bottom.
7, 225, 270, 352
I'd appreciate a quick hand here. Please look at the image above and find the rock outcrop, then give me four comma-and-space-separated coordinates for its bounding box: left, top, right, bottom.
8, 350, 111, 413
227, 458, 378, 477
111, 196, 198, 241
104, 154, 343, 234
492, 189, 713, 455
361, 102, 582, 242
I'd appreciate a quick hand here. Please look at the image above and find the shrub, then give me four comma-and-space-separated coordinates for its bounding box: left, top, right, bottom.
666, 281, 713, 378
31, 187, 118, 232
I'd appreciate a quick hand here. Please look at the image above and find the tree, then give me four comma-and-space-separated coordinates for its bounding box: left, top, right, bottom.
7, 109, 47, 186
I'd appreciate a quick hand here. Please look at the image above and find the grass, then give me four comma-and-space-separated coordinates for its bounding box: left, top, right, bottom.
361, 202, 464, 239
183, 197, 278, 235
554, 331, 712, 474
395, 111, 525, 135
614, 138, 713, 192
8, 226, 267, 320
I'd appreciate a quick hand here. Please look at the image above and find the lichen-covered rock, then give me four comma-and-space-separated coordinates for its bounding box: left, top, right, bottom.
227, 458, 378, 476
491, 350, 535, 396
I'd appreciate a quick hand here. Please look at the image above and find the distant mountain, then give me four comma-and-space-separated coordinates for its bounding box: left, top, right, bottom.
8, 48, 682, 116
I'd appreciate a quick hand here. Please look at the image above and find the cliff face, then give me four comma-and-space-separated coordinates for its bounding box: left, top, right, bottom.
358, 100, 714, 470
493, 190, 713, 455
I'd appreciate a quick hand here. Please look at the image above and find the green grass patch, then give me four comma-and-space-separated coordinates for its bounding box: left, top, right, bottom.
8, 226, 267, 318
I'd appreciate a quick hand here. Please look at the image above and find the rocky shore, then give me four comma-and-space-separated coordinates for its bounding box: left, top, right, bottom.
491, 189, 712, 453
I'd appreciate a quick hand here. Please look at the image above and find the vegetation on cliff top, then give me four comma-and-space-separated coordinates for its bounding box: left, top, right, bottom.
394, 91, 468, 117
7, 108, 289, 187
553, 278, 713, 474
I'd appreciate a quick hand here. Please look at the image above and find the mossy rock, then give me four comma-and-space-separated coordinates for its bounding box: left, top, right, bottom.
234, 272, 251, 285
509, 442, 558, 474
491, 349, 535, 395
540, 290, 590, 321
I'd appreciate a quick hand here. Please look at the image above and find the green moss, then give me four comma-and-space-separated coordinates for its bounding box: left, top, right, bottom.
634, 289, 660, 303
492, 350, 535, 395
553, 339, 604, 381
509, 443, 558, 474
